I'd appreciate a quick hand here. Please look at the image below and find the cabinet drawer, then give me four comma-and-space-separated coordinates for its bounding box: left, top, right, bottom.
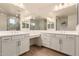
43, 40, 50, 43
67, 35, 75, 40
67, 35, 75, 38
55, 34, 66, 39
42, 40, 50, 44
55, 34, 62, 37
2, 36, 11, 40
41, 36, 49, 40
20, 34, 29, 39
42, 33, 51, 37
12, 35, 21, 39
12, 35, 28, 39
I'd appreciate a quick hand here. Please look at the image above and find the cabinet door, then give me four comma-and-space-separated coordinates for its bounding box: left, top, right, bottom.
42, 37, 50, 48
41, 33, 51, 48
0, 38, 1, 56
2, 36, 17, 56
50, 34, 60, 51
19, 34, 30, 54
12, 35, 20, 55
62, 35, 75, 55
76, 36, 79, 56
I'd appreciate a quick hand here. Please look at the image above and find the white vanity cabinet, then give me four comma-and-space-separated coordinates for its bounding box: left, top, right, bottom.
2, 36, 17, 56
19, 34, 30, 55
62, 35, 75, 55
12, 35, 20, 55
41, 33, 60, 51
50, 34, 60, 51
0, 38, 2, 55
12, 34, 30, 55
41, 33, 51, 48
76, 36, 79, 56
0, 33, 30, 56
41, 33, 76, 56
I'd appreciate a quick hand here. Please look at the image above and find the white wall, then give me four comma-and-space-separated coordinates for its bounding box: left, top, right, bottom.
0, 13, 8, 31
68, 14, 77, 30
20, 11, 30, 31
47, 16, 56, 31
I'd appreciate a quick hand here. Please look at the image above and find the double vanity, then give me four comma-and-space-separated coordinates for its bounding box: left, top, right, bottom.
41, 31, 79, 56
29, 31, 79, 56
0, 31, 79, 56
0, 31, 30, 56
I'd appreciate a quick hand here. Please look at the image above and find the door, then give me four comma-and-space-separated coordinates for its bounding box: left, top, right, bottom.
2, 36, 17, 56
62, 35, 75, 55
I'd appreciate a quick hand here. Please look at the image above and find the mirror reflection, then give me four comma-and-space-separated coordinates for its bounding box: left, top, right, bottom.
30, 16, 47, 30
7, 17, 20, 30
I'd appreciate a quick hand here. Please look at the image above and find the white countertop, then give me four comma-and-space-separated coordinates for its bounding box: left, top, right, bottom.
29, 31, 41, 39
0, 30, 79, 37
30, 30, 79, 35
30, 34, 40, 39
0, 31, 29, 37
29, 30, 79, 39
42, 31, 79, 35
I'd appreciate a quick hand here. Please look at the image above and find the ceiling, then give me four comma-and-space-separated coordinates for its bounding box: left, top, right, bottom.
23, 3, 58, 17
0, 3, 58, 17
54, 4, 76, 16
0, 3, 23, 16
0, 3, 76, 17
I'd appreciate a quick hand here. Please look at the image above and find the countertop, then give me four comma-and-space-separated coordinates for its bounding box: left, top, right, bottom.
29, 30, 79, 39
0, 30, 79, 37
41, 31, 79, 35
0, 31, 29, 37
30, 32, 41, 39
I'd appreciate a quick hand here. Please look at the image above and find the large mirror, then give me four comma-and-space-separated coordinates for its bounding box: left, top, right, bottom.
0, 13, 20, 31
22, 21, 29, 28
56, 4, 77, 31
48, 21, 54, 29
30, 16, 47, 30
7, 17, 20, 30
56, 16, 68, 30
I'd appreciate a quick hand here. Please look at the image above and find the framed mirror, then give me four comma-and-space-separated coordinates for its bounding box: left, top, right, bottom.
22, 21, 29, 28
30, 17, 47, 30
48, 22, 54, 29
7, 17, 20, 30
